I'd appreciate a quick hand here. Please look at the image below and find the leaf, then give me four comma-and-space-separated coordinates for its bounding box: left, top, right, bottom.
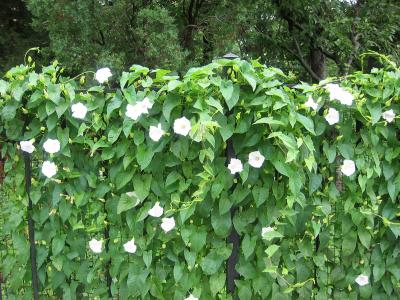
52, 236, 65, 256
296, 113, 315, 134
262, 230, 283, 241
143, 250, 152, 268
367, 103, 382, 125
206, 96, 224, 114
117, 192, 140, 214
162, 93, 180, 122
268, 132, 297, 150
136, 144, 154, 170
373, 263, 386, 282
200, 251, 224, 275
107, 125, 122, 144
358, 227, 371, 248
265, 244, 280, 257
219, 79, 233, 102
167, 80, 182, 91
239, 60, 257, 90
225, 84, 240, 110
133, 174, 152, 201
342, 230, 357, 256
253, 117, 284, 126
210, 273, 225, 296
211, 210, 231, 238
242, 234, 256, 259
115, 170, 134, 190
173, 263, 183, 281
1, 105, 17, 120
107, 94, 122, 116
309, 173, 322, 194
190, 227, 207, 252
0, 79, 8, 95
219, 196, 232, 215
47, 83, 61, 104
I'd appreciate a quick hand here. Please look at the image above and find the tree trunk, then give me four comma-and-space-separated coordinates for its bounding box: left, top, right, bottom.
310, 47, 326, 81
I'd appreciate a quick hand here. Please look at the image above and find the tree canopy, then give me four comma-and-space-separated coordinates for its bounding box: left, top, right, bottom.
1, 0, 400, 80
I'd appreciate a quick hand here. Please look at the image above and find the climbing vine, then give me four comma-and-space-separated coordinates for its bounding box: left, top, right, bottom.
0, 55, 399, 299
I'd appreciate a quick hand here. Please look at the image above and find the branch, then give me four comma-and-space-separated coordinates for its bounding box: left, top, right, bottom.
292, 36, 322, 82
346, 0, 362, 74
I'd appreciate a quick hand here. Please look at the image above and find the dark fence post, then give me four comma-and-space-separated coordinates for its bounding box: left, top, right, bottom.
222, 53, 241, 296
23, 152, 39, 300
0, 272, 3, 300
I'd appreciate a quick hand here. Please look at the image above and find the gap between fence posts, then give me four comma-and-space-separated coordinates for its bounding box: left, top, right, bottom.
222, 53, 241, 297
23, 152, 40, 300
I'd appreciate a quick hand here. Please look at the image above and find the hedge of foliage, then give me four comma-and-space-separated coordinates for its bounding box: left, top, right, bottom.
0, 56, 399, 299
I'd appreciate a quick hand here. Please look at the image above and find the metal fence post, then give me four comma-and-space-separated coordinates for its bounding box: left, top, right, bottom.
23, 152, 39, 300
222, 53, 241, 296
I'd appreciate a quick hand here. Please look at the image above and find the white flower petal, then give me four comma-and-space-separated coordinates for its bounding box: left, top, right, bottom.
305, 96, 318, 110
71, 102, 88, 119
173, 117, 191, 136
126, 103, 142, 120
161, 217, 175, 233
382, 109, 395, 123
41, 161, 57, 178
89, 238, 103, 253
43, 139, 60, 154
149, 124, 164, 142
20, 141, 35, 153
95, 67, 112, 84
227, 158, 243, 174
248, 151, 265, 168
123, 240, 137, 254
355, 274, 369, 286
326, 83, 354, 106
325, 108, 339, 125
148, 202, 163, 217
141, 97, 153, 110
185, 294, 198, 300
341, 159, 356, 176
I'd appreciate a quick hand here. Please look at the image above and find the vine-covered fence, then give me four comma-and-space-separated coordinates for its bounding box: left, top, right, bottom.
0, 55, 399, 299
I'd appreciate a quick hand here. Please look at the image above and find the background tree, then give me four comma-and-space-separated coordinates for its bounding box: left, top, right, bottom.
1, 0, 399, 80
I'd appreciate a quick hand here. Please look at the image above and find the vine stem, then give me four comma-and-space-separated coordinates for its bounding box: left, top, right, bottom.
23, 47, 40, 65
61, 71, 95, 84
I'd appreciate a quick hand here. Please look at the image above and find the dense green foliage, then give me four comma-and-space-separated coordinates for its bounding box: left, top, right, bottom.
2, 0, 400, 80
1, 55, 400, 299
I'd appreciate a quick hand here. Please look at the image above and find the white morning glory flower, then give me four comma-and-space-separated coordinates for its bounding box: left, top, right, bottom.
304, 96, 318, 110
41, 161, 57, 178
148, 202, 163, 217
95, 67, 112, 84
161, 217, 175, 233
123, 239, 137, 254
173, 117, 191, 136
43, 139, 60, 154
341, 159, 356, 176
355, 274, 369, 286
71, 102, 88, 119
227, 158, 243, 175
141, 97, 153, 110
126, 103, 142, 120
261, 226, 274, 236
149, 124, 164, 142
89, 238, 103, 253
382, 109, 395, 123
326, 83, 354, 106
185, 294, 198, 300
325, 108, 339, 125
248, 151, 265, 168
20, 141, 35, 153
